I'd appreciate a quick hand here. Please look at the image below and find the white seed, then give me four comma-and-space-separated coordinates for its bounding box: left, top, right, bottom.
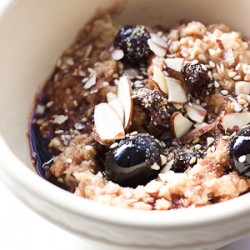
112, 49, 124, 61
35, 105, 45, 115
53, 115, 68, 125
214, 81, 220, 88
221, 90, 229, 96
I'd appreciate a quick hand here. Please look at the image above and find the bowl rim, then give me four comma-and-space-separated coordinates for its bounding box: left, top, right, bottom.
1, 0, 250, 229
1, 136, 250, 228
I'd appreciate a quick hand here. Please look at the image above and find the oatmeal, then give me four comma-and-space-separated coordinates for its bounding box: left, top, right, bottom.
29, 14, 250, 210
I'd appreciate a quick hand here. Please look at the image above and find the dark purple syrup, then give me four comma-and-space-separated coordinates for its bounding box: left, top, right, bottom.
29, 117, 72, 191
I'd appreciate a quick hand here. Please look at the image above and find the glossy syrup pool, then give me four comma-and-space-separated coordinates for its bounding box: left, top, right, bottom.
29, 93, 72, 191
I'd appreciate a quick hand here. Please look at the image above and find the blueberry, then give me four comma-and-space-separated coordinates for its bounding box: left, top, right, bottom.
114, 25, 151, 63
229, 125, 250, 177
104, 133, 163, 187
182, 63, 211, 98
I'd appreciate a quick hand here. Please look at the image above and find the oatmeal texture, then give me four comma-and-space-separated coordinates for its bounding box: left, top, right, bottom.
31, 15, 250, 210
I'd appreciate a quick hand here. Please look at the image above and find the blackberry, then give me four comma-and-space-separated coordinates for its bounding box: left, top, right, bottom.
182, 63, 210, 98
133, 88, 175, 128
114, 25, 151, 63
167, 146, 205, 173
104, 133, 163, 187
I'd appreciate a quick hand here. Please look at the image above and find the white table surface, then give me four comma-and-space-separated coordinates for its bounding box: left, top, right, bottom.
0, 1, 250, 250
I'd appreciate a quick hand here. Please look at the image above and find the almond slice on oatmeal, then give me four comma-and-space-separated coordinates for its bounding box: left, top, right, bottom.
148, 34, 167, 58
235, 81, 250, 95
166, 77, 187, 103
107, 92, 125, 123
221, 112, 250, 131
152, 66, 168, 94
117, 76, 133, 130
93, 103, 125, 145
171, 112, 193, 138
180, 122, 216, 144
84, 68, 97, 89
165, 58, 184, 72
185, 103, 207, 123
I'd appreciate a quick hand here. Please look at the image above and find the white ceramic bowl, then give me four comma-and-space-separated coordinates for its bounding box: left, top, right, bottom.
0, 0, 250, 249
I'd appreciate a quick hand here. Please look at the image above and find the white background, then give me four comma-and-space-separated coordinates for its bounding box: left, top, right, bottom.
0, 0, 250, 249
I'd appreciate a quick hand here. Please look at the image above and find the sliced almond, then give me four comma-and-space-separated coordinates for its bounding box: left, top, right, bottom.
151, 34, 168, 48
171, 112, 193, 138
148, 39, 166, 57
84, 68, 97, 89
221, 112, 250, 131
148, 34, 167, 58
165, 58, 184, 72
107, 92, 117, 102
185, 103, 207, 123
180, 122, 216, 144
107, 93, 125, 123
237, 94, 250, 103
235, 81, 250, 95
93, 103, 125, 145
166, 77, 187, 103
152, 66, 168, 94
117, 76, 133, 130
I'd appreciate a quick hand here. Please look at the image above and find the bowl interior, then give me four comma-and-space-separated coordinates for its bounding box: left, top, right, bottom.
0, 0, 249, 193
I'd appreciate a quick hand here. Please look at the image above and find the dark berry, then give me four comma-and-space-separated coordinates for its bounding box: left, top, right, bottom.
167, 145, 205, 173
133, 88, 175, 128
104, 133, 163, 187
182, 63, 210, 98
114, 25, 151, 63
229, 125, 250, 177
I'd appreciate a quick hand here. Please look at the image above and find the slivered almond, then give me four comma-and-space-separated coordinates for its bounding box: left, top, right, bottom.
235, 81, 250, 95
185, 103, 207, 123
166, 77, 187, 103
221, 112, 250, 131
93, 103, 125, 145
152, 66, 168, 94
150, 34, 168, 49
107, 92, 117, 102
148, 34, 167, 58
171, 112, 193, 138
237, 94, 250, 103
165, 58, 184, 72
84, 68, 97, 89
180, 122, 216, 144
107, 93, 124, 123
148, 39, 166, 57
117, 76, 133, 130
